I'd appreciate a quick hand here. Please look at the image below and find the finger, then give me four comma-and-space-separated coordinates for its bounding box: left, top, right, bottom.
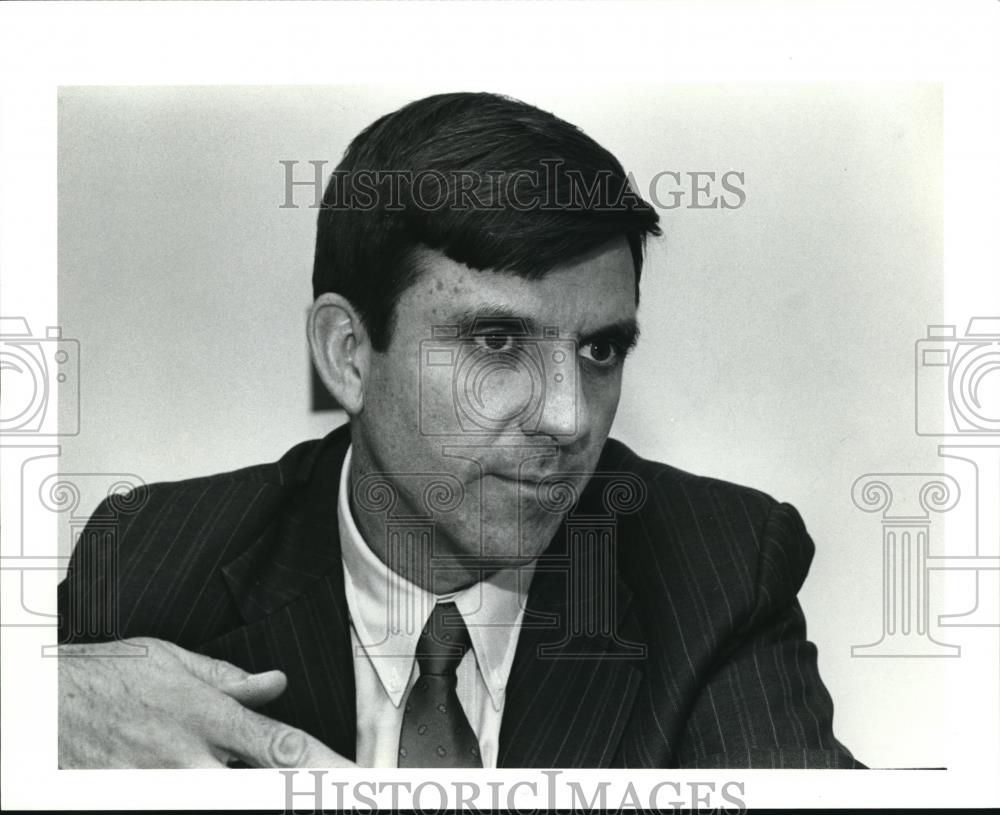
222, 707, 357, 768
157, 640, 256, 690
222, 670, 287, 708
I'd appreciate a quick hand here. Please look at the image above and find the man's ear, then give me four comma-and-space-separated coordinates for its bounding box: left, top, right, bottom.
308, 293, 370, 416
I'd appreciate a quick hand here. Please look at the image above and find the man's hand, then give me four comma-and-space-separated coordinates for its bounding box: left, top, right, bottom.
58, 637, 357, 769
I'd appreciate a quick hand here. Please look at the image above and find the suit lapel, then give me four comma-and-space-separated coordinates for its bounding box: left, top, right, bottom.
198, 426, 358, 759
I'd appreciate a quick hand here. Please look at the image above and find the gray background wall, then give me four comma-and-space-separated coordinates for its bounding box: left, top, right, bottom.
58, 84, 952, 769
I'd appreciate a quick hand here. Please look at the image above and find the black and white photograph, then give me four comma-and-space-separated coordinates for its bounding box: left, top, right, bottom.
1, 2, 998, 812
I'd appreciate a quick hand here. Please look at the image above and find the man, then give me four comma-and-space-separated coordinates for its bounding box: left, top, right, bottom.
58, 92, 862, 769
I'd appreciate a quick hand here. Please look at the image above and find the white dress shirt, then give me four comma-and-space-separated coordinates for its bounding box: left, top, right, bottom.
338, 446, 535, 768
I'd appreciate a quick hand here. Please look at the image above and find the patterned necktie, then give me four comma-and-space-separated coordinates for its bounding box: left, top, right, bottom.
397, 602, 483, 767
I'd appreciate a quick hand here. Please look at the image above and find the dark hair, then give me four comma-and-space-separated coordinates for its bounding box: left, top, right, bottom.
312, 92, 661, 351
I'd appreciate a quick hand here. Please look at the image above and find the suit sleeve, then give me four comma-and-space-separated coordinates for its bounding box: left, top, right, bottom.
675, 501, 865, 769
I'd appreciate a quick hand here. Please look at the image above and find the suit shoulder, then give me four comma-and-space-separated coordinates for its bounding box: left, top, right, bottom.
600, 436, 779, 522
603, 438, 817, 628
62, 434, 342, 645
75, 433, 340, 574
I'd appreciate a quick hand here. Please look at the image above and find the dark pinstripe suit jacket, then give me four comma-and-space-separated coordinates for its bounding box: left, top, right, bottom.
58, 423, 862, 768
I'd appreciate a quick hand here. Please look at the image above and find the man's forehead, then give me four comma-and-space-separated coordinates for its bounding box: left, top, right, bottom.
407, 243, 637, 337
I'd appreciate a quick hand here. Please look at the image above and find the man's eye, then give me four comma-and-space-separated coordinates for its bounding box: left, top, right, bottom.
474, 333, 516, 353
579, 340, 622, 366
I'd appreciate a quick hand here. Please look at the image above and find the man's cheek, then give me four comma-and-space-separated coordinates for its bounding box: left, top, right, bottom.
583, 375, 623, 431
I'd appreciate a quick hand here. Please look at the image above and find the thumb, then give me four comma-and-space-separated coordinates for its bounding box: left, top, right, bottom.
157, 641, 287, 707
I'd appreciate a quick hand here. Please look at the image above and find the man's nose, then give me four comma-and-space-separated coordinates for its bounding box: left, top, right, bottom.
526, 360, 584, 442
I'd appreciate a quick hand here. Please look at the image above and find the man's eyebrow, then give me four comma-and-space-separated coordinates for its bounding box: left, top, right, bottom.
580, 318, 641, 351
445, 305, 640, 350
449, 304, 540, 338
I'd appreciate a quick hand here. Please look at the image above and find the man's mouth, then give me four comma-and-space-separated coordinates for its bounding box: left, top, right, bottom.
485, 471, 545, 487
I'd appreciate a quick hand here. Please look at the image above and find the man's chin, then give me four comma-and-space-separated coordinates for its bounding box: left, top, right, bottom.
432, 517, 560, 566
480, 520, 562, 563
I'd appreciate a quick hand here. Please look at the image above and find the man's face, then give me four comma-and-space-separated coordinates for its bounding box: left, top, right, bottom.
350, 238, 637, 582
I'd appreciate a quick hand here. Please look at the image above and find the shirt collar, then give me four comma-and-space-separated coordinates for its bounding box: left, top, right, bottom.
338, 445, 535, 710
